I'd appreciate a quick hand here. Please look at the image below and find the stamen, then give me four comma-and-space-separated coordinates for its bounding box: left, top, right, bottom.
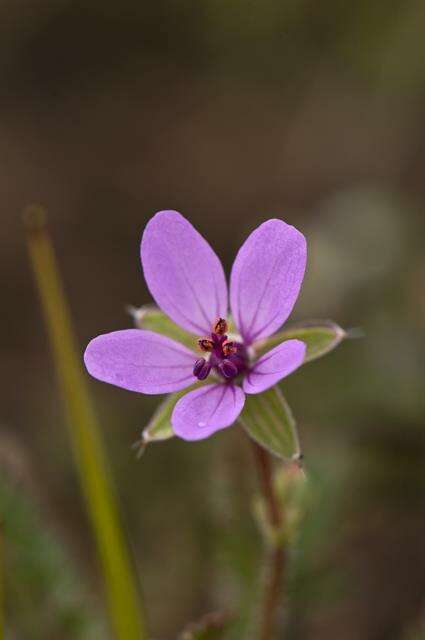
198, 337, 214, 352
193, 358, 211, 380
213, 317, 228, 335
193, 317, 246, 382
222, 339, 236, 356
218, 359, 238, 379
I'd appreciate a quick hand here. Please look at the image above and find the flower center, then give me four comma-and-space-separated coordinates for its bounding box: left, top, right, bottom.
193, 318, 247, 382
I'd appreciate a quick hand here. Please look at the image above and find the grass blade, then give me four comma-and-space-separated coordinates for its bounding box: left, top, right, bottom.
0, 524, 4, 640
24, 206, 147, 640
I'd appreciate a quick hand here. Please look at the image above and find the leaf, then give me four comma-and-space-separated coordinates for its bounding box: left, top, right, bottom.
128, 304, 196, 350
239, 386, 300, 460
254, 319, 346, 361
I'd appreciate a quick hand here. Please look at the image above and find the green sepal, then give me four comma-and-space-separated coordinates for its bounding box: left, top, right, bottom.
239, 386, 301, 460
129, 309, 345, 366
129, 305, 239, 346
135, 383, 206, 455
254, 319, 346, 361
128, 304, 196, 350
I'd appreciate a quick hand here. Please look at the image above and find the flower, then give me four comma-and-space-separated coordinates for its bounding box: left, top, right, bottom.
84, 211, 307, 441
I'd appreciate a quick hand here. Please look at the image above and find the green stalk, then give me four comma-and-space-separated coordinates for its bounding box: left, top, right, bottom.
24, 206, 148, 640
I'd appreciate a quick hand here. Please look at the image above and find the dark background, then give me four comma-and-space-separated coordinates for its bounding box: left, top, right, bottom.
1, 1, 424, 638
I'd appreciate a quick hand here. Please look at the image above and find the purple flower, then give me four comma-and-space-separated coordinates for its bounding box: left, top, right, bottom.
84, 211, 307, 441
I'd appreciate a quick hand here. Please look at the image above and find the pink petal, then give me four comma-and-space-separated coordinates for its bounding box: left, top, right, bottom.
243, 339, 306, 394
141, 211, 228, 335
230, 219, 307, 344
172, 383, 245, 441
84, 329, 197, 394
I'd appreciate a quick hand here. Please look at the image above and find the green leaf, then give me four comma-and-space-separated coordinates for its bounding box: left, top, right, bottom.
128, 304, 196, 350
239, 387, 300, 460
254, 319, 346, 361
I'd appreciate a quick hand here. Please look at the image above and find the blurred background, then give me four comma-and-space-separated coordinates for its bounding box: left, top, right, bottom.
1, 1, 424, 638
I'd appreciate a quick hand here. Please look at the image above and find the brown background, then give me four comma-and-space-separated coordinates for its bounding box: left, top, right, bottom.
1, 1, 424, 638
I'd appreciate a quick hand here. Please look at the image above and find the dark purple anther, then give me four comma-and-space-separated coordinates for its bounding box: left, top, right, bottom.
193, 358, 212, 380
218, 359, 238, 379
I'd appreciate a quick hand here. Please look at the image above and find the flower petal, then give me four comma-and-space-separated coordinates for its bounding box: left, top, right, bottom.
84, 329, 197, 394
243, 339, 306, 394
141, 211, 228, 335
230, 219, 307, 344
172, 383, 245, 441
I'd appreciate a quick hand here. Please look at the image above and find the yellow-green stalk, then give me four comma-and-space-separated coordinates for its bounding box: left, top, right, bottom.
24, 206, 147, 640
0, 524, 4, 640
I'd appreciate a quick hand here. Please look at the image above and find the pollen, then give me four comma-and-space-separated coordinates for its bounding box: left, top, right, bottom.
222, 339, 236, 356
198, 337, 214, 352
213, 317, 228, 335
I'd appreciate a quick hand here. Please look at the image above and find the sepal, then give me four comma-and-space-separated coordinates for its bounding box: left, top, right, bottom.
254, 319, 346, 362
239, 386, 300, 460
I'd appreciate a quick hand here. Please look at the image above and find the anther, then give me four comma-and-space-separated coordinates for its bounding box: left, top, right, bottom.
222, 339, 236, 356
213, 317, 228, 336
218, 359, 238, 379
198, 337, 214, 352
193, 358, 211, 380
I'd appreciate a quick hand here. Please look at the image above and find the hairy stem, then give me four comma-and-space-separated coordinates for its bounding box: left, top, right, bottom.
251, 441, 285, 640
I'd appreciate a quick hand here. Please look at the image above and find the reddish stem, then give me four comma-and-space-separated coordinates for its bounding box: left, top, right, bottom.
251, 441, 286, 640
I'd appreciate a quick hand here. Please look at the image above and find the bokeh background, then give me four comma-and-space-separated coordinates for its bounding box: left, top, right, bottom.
1, 1, 424, 638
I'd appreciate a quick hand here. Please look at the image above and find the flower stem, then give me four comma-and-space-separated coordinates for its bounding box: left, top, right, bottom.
251, 440, 285, 640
